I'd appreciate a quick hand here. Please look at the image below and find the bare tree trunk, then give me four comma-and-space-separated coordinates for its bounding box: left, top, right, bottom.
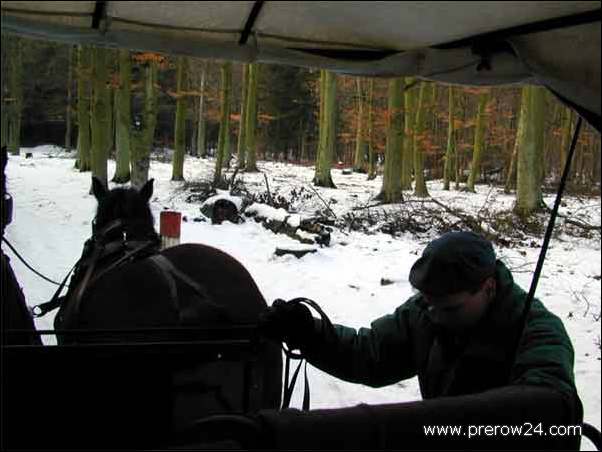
130, 60, 158, 189
377, 78, 404, 202
313, 70, 337, 188
7, 37, 23, 156
559, 106, 573, 183
366, 79, 376, 180
112, 49, 131, 183
197, 62, 207, 158
504, 103, 523, 194
401, 78, 415, 190
237, 64, 249, 168
413, 82, 429, 197
353, 78, 367, 173
245, 63, 259, 172
467, 90, 490, 192
64, 45, 74, 152
1, 40, 7, 148
443, 86, 455, 190
76, 46, 92, 171
172, 56, 187, 181
515, 86, 545, 217
214, 62, 232, 184
90, 46, 111, 191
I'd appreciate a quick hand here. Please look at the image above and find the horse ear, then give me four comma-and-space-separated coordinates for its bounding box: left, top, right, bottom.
91, 177, 107, 201
140, 178, 154, 202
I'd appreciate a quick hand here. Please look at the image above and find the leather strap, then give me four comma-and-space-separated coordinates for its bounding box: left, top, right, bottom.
279, 297, 336, 411
147, 254, 232, 324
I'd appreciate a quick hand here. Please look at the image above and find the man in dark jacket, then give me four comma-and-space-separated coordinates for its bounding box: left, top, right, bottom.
1, 146, 41, 346
260, 231, 581, 413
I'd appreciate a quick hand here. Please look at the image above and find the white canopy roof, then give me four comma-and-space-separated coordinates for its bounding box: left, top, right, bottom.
2, 1, 600, 129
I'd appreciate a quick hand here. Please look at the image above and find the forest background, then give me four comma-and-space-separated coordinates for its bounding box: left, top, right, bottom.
2, 36, 600, 214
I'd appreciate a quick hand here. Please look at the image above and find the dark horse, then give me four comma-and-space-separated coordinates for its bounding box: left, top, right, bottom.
52, 177, 282, 446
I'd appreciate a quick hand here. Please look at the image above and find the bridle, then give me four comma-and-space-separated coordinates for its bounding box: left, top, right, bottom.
31, 218, 160, 319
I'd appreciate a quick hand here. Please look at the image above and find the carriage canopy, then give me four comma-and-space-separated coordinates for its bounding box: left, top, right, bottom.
1, 1, 600, 130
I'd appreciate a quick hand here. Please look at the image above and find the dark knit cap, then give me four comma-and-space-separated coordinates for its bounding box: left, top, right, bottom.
409, 231, 496, 296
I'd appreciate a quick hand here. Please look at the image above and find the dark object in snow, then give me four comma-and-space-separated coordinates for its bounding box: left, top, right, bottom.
212, 199, 239, 225
380, 278, 395, 286
342, 168, 353, 175
316, 229, 331, 247
193, 216, 207, 223
25, 153, 33, 159
274, 247, 317, 258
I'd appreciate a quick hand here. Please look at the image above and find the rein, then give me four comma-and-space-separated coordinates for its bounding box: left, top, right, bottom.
279, 297, 337, 411
31, 219, 160, 319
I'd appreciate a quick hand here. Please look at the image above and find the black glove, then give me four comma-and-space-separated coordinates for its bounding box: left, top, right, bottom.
258, 299, 316, 350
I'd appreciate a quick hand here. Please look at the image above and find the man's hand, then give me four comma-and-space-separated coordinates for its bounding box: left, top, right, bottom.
258, 299, 316, 349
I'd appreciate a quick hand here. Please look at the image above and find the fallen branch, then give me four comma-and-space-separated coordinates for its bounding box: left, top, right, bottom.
307, 184, 338, 219
541, 203, 601, 232
228, 166, 240, 190
352, 202, 386, 211
429, 197, 484, 234
263, 173, 274, 206
564, 218, 601, 231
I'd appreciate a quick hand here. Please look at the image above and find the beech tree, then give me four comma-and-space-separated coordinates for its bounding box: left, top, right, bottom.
172, 56, 187, 181
377, 77, 404, 203
112, 49, 132, 183
514, 85, 545, 217
313, 70, 337, 188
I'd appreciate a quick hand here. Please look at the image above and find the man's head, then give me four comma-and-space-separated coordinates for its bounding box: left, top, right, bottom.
409, 231, 497, 332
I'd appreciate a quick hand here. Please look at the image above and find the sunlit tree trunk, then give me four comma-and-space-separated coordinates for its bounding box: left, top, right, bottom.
90, 46, 111, 190
413, 82, 429, 197
377, 78, 404, 202
366, 79, 377, 180
443, 86, 455, 190
245, 63, 259, 172
591, 138, 600, 186
75, 46, 93, 171
112, 49, 131, 183
559, 106, 573, 182
401, 77, 415, 190
64, 45, 74, 152
7, 37, 23, 156
313, 70, 337, 188
353, 78, 368, 173
237, 63, 249, 168
214, 62, 232, 184
515, 86, 545, 217
1, 41, 7, 148
504, 105, 523, 194
172, 56, 187, 181
467, 90, 490, 192
197, 62, 207, 158
130, 60, 158, 189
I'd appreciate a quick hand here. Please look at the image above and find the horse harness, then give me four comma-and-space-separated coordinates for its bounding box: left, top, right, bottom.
34, 219, 230, 325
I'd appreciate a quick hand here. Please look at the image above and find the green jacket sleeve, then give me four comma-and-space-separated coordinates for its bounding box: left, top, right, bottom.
300, 300, 419, 388
509, 298, 581, 417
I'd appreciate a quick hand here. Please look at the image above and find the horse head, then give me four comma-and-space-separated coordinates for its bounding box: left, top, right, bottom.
91, 177, 157, 242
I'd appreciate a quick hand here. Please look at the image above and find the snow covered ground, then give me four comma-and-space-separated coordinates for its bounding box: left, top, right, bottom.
4, 145, 601, 449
